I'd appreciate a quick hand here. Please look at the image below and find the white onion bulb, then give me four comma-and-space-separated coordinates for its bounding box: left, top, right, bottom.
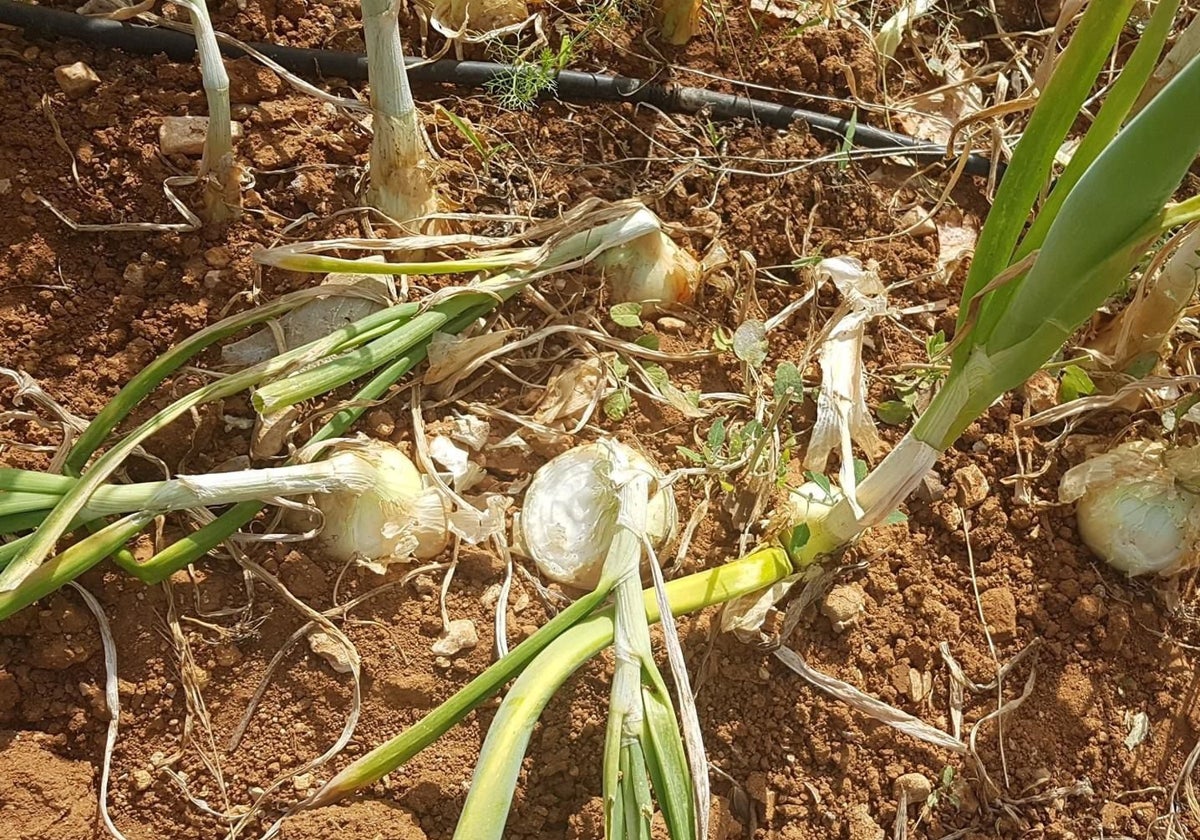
314, 441, 449, 568
521, 440, 677, 588
1060, 440, 1200, 576
594, 230, 700, 309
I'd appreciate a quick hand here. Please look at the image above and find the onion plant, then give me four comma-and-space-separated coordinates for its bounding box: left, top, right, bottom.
361, 0, 439, 228
304, 10, 1200, 837
173, 0, 242, 222
0, 207, 663, 611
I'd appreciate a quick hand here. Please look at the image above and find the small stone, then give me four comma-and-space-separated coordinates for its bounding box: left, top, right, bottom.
54, 62, 101, 98
952, 464, 990, 508
979, 587, 1018, 639
820, 585, 865, 632
893, 772, 932, 803
122, 262, 146, 288
1070, 593, 1106, 625
888, 662, 911, 695
292, 772, 315, 792
431, 618, 478, 657
307, 630, 358, 674
204, 270, 227, 289
132, 769, 153, 792
29, 640, 93, 670
413, 575, 437, 597
914, 471, 947, 503
656, 316, 689, 333
0, 669, 21, 719
1022, 370, 1058, 414
213, 644, 243, 668
204, 246, 232, 268
366, 409, 396, 438
159, 116, 244, 156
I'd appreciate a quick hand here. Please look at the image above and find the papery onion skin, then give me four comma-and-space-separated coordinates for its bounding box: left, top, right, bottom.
596, 231, 700, 309
315, 443, 449, 565
521, 441, 678, 589
1075, 480, 1197, 576
1060, 440, 1200, 576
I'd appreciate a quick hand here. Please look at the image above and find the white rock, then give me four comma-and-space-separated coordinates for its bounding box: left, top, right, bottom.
159, 116, 244, 156
307, 630, 357, 674
431, 618, 478, 657
54, 62, 101, 99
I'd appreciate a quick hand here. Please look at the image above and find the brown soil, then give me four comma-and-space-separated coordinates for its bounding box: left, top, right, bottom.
2, 4, 1198, 840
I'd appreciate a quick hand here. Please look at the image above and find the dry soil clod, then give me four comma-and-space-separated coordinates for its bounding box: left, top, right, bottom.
893, 772, 932, 803
820, 584, 866, 632
953, 463, 990, 509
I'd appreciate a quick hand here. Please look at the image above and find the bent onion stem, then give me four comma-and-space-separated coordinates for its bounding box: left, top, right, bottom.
110, 297, 492, 586
315, 549, 791, 811
449, 548, 792, 840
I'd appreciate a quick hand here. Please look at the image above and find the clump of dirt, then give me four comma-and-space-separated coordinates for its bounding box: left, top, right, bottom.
280, 800, 428, 839
0, 730, 97, 839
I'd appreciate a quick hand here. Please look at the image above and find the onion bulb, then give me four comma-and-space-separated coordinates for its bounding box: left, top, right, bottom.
594, 229, 700, 310
520, 440, 677, 588
1059, 440, 1200, 576
313, 440, 449, 570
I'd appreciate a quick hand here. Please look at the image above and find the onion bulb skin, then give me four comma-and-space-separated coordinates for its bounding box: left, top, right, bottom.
521, 440, 677, 588
1060, 440, 1200, 576
313, 441, 449, 567
594, 230, 700, 310
1075, 480, 1197, 576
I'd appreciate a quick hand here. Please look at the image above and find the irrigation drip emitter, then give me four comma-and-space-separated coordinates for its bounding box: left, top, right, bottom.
0, 0, 1002, 178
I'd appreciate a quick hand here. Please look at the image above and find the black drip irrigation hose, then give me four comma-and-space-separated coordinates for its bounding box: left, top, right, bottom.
0, 0, 1002, 178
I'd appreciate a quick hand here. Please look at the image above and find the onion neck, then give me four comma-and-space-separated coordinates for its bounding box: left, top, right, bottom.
361, 0, 438, 229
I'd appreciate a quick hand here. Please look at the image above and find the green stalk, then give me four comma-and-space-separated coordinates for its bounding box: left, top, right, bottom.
1012, 0, 1181, 262
783, 52, 1200, 558
361, 0, 438, 227
309, 579, 617, 807
255, 207, 666, 414
3, 208, 663, 594
0, 492, 71, 519
257, 252, 528, 276
65, 288, 338, 476
252, 293, 500, 415
0, 514, 152, 621
3, 455, 381, 521
447, 548, 792, 840
952, 0, 1137, 369
601, 475, 694, 840
173, 0, 240, 222
0, 300, 422, 592
112, 298, 496, 585
0, 470, 78, 495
